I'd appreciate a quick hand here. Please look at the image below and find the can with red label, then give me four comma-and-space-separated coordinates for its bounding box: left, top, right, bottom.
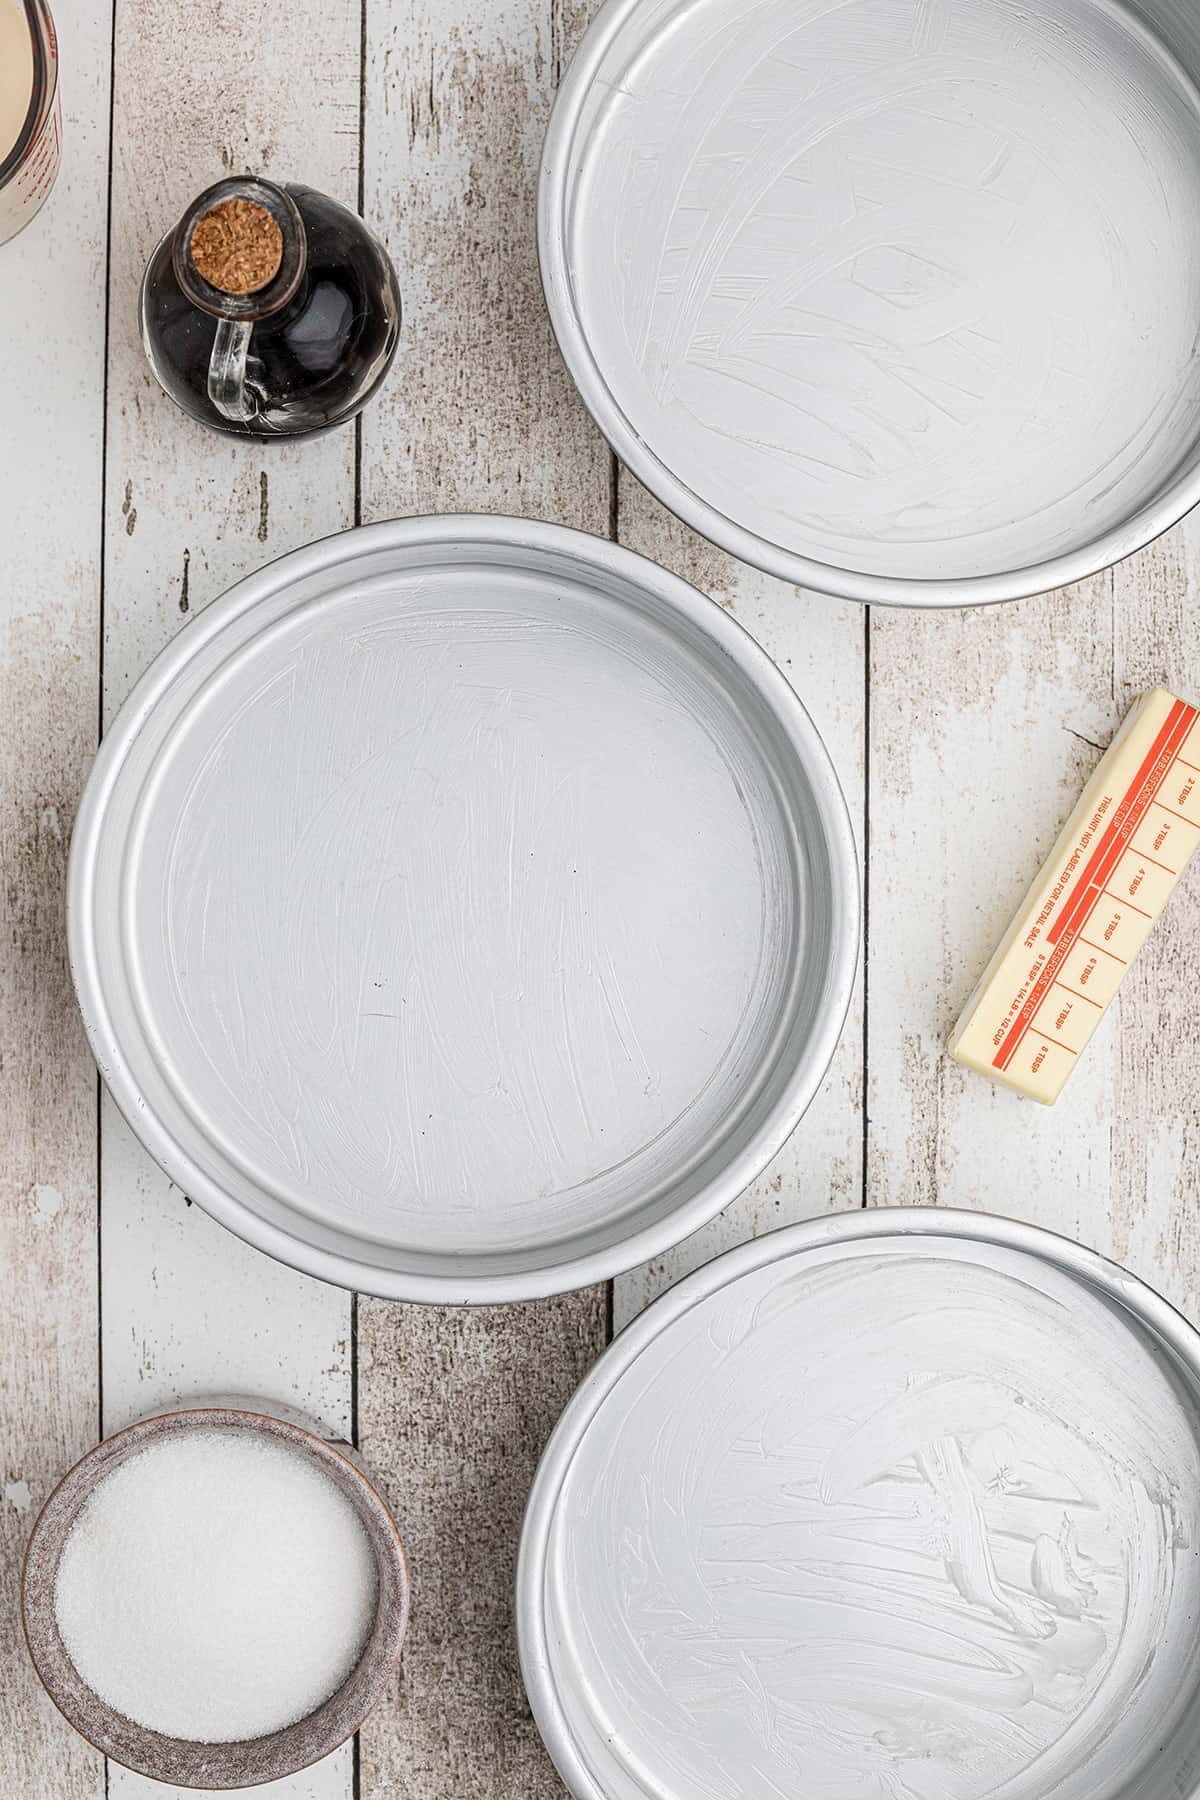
0, 0, 61, 247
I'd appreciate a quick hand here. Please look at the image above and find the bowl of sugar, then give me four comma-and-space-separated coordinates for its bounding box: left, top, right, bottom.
20, 1403, 409, 1787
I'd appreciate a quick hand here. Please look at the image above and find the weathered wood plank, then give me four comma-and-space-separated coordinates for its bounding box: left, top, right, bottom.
99, 0, 361, 1793
359, 0, 607, 525
0, 2, 111, 1792
613, 476, 866, 1331
112, 1752, 352, 1800
99, 1102, 354, 1440
866, 575, 1115, 1224
111, 1745, 351, 1800
866, 539, 1200, 1316
357, 0, 611, 1787
357, 1298, 604, 1800
1107, 521, 1200, 1315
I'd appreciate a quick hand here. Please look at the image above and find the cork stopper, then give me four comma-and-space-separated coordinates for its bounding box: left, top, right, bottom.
189, 199, 284, 295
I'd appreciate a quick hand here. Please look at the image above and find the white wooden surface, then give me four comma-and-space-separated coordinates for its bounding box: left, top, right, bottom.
99, 3, 362, 1796
1, 0, 1198, 1795
0, 1, 108, 1791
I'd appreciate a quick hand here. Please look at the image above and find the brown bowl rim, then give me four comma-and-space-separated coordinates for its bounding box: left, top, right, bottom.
20, 1405, 410, 1790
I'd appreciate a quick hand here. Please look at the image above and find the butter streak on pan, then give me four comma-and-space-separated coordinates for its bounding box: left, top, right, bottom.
538, 1236, 1200, 1799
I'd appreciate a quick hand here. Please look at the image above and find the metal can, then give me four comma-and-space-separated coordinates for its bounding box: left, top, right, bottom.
0, 0, 61, 248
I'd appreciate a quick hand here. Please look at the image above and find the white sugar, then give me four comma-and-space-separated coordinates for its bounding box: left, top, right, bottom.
53, 1430, 377, 1743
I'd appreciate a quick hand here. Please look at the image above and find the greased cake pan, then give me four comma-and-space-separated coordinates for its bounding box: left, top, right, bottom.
540, 0, 1200, 605
68, 517, 858, 1303
519, 1206, 1200, 1799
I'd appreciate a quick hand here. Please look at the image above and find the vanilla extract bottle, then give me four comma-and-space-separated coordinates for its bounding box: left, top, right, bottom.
140, 176, 401, 439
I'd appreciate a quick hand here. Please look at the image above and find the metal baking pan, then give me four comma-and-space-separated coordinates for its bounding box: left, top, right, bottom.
540, 0, 1200, 606
68, 517, 857, 1303
519, 1207, 1200, 1798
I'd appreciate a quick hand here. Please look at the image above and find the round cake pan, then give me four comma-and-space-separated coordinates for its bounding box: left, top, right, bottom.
69, 516, 857, 1303
519, 1206, 1200, 1800
540, 0, 1200, 606
22, 1403, 409, 1789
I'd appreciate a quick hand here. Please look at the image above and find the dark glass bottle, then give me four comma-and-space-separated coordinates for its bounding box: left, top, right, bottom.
140, 176, 401, 439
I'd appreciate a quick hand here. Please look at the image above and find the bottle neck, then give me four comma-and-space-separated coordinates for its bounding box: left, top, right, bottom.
173, 177, 307, 323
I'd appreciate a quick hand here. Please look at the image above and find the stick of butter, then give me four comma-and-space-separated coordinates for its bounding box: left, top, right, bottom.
949, 688, 1200, 1103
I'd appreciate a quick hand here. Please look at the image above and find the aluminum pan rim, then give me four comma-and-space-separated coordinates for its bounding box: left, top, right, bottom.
516, 1204, 1200, 1798
537, 0, 1200, 610
67, 514, 859, 1305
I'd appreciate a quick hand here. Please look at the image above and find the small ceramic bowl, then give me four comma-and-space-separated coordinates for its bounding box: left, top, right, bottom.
21, 1404, 410, 1789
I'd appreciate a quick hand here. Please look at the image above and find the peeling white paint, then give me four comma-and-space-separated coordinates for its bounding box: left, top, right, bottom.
29, 1183, 63, 1223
